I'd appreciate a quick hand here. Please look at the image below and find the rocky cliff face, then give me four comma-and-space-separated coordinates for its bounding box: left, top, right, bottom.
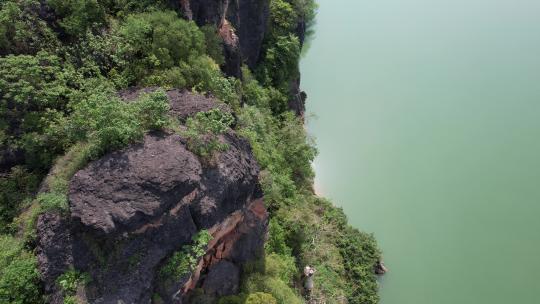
171, 0, 270, 78
172, 0, 308, 116
36, 90, 268, 304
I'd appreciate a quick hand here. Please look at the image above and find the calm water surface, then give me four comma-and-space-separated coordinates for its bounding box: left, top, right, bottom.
301, 1, 540, 303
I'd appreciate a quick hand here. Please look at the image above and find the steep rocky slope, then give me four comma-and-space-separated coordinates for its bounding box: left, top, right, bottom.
172, 0, 307, 115
36, 91, 267, 303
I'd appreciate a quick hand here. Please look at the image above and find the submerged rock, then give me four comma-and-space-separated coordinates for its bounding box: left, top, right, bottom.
37, 91, 267, 304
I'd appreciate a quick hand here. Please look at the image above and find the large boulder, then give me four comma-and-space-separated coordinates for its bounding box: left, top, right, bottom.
37, 91, 267, 304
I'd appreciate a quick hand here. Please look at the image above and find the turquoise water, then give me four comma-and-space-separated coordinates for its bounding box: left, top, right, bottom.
301, 1, 540, 303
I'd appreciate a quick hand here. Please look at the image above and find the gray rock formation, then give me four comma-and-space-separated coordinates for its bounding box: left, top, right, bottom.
36, 91, 268, 304
173, 0, 270, 71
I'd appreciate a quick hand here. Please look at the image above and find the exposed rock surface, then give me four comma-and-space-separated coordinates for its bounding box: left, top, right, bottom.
202, 261, 240, 296
37, 91, 267, 304
288, 76, 308, 117
119, 88, 232, 122
169, 0, 269, 78
169, 0, 309, 116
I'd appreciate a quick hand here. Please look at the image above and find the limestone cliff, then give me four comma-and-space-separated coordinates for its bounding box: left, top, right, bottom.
36, 91, 268, 304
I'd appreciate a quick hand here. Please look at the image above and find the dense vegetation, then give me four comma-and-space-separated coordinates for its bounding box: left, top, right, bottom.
0, 0, 382, 303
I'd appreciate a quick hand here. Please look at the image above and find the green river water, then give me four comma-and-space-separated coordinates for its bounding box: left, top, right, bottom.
300, 1, 540, 303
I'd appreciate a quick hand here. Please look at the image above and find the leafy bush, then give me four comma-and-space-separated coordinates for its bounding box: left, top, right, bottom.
237, 106, 316, 210
269, 0, 298, 38
32, 90, 170, 215
0, 235, 42, 304
68, 94, 141, 154
37, 192, 68, 212
130, 91, 170, 130
57, 269, 90, 295
337, 227, 381, 304
58, 30, 124, 81
180, 56, 241, 108
258, 34, 301, 88
114, 11, 239, 104
0, 167, 40, 233
104, 0, 168, 18
183, 109, 234, 159
289, 0, 318, 24
66, 89, 169, 155
116, 10, 206, 84
246, 292, 277, 304
243, 273, 303, 304
241, 66, 289, 115
160, 230, 213, 279
0, 235, 23, 270
265, 218, 292, 256
0, 51, 77, 169
264, 253, 296, 283
48, 0, 107, 37
62, 295, 78, 304
201, 25, 225, 66
0, 0, 59, 55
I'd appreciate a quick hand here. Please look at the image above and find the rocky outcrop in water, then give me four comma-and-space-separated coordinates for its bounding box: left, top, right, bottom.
36, 90, 267, 304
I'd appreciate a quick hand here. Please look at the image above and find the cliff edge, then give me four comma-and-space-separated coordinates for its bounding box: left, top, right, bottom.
36, 91, 267, 304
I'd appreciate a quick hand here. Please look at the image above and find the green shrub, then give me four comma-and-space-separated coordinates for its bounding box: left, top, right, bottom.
58, 30, 123, 79
289, 0, 318, 24
183, 109, 234, 159
237, 106, 316, 210
0, 51, 77, 169
37, 192, 68, 212
140, 67, 187, 89
265, 218, 292, 256
337, 227, 381, 304
0, 236, 42, 304
104, 0, 168, 18
57, 269, 90, 295
201, 25, 225, 66
131, 90, 170, 130
62, 295, 77, 304
160, 230, 213, 279
68, 95, 140, 154
264, 253, 296, 283
269, 0, 298, 38
160, 250, 190, 279
116, 10, 206, 84
243, 273, 302, 304
180, 56, 241, 108
48, 0, 107, 37
0, 235, 23, 270
258, 34, 301, 88
44, 143, 96, 194
241, 66, 271, 109
0, 167, 40, 233
66, 89, 169, 155
246, 292, 277, 304
0, 0, 59, 55
114, 11, 239, 104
